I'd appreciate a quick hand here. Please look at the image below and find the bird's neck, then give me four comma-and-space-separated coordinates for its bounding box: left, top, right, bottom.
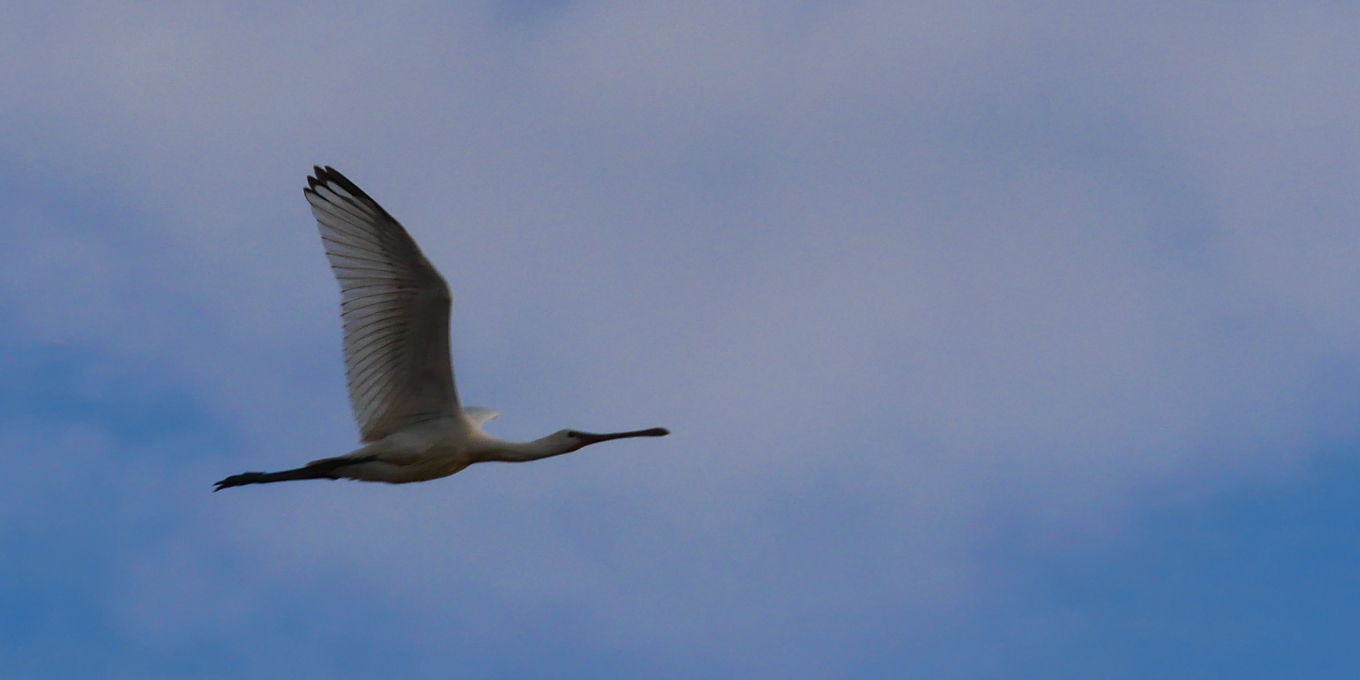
478, 436, 573, 463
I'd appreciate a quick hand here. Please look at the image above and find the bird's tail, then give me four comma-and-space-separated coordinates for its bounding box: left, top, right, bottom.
213, 455, 378, 491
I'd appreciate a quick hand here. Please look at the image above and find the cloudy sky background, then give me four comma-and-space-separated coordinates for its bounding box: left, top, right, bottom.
2, 1, 1359, 677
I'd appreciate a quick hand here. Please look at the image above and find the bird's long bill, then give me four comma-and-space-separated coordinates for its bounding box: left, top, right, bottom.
578, 427, 670, 445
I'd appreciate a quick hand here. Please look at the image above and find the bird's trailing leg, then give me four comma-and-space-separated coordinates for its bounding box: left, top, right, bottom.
214, 455, 378, 491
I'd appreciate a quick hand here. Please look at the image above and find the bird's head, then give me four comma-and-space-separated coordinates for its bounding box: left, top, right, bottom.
553, 427, 671, 453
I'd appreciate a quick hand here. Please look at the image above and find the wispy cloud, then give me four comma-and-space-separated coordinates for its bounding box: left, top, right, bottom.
2, 1, 1358, 676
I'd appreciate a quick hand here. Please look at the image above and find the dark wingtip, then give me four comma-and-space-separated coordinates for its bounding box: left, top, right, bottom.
306, 165, 340, 189
318, 166, 366, 197
304, 165, 388, 216
647, 428, 670, 436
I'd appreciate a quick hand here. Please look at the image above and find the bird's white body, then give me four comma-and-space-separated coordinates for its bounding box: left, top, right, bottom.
326, 415, 590, 483
333, 414, 482, 483
215, 167, 666, 491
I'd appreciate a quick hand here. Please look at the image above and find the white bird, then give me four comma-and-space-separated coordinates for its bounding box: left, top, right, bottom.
215, 166, 668, 491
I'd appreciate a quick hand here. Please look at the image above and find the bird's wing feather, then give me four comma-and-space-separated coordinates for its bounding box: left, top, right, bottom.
304, 166, 459, 442
463, 407, 500, 426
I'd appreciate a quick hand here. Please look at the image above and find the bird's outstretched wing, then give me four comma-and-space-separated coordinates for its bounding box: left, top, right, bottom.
304, 166, 459, 442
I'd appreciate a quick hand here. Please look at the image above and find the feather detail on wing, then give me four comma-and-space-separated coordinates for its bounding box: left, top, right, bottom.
303, 166, 459, 442
463, 407, 500, 426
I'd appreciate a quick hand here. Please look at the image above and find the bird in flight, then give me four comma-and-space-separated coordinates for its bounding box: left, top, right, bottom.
215, 167, 668, 491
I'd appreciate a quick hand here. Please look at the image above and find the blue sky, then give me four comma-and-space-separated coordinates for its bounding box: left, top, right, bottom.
2, 1, 1359, 677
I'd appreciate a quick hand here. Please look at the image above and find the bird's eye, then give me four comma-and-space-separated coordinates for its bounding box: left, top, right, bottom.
566, 430, 581, 438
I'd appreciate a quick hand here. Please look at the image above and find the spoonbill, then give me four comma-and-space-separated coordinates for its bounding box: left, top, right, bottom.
215, 166, 668, 491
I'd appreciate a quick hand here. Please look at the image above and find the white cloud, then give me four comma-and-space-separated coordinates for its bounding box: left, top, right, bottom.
2, 0, 1358, 674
